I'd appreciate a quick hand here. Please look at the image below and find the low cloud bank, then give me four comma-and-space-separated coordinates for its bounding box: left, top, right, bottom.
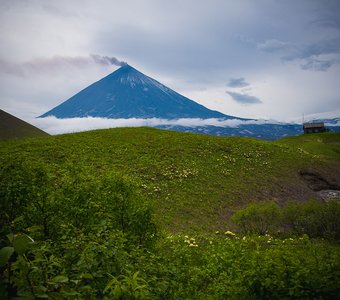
325, 120, 340, 126
31, 117, 289, 135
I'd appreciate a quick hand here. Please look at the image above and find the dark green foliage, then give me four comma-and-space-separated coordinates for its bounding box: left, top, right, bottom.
146, 234, 340, 299
231, 201, 281, 234
0, 160, 157, 298
283, 199, 340, 240
0, 161, 33, 237
1, 128, 339, 234
1, 128, 340, 298
232, 199, 340, 241
104, 272, 151, 299
0, 159, 156, 243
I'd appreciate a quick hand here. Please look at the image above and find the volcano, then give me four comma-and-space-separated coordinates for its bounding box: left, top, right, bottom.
40, 64, 240, 120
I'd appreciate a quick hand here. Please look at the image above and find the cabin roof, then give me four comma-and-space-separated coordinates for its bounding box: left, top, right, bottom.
303, 122, 324, 129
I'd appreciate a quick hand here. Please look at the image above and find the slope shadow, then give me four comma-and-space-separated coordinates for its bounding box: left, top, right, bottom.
299, 170, 340, 191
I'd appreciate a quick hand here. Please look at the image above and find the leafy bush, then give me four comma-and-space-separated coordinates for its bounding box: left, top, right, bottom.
148, 234, 340, 299
2, 231, 340, 299
232, 199, 340, 241
282, 199, 340, 240
1, 155, 340, 298
104, 271, 151, 299
0, 162, 157, 298
231, 200, 281, 234
0, 161, 35, 238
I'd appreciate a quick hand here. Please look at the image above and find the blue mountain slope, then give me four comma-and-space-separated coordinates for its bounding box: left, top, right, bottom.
157, 124, 305, 141
39, 64, 340, 140
40, 64, 240, 120
313, 118, 340, 125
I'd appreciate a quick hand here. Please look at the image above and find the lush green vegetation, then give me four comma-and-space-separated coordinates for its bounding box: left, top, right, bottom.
1, 128, 340, 298
232, 199, 340, 240
1, 128, 339, 233
277, 132, 340, 162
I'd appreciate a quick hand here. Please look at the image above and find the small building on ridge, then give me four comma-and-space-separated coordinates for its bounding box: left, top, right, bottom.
303, 122, 327, 134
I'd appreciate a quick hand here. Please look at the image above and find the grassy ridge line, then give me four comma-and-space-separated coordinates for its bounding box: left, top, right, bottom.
1, 127, 339, 233
277, 132, 340, 161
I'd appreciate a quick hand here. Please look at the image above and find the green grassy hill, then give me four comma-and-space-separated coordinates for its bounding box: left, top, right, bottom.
1, 128, 340, 299
1, 127, 339, 234
0, 109, 49, 140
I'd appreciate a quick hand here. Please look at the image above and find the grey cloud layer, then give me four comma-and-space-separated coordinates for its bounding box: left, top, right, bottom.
226, 91, 262, 105
227, 78, 250, 88
226, 76, 262, 105
0, 0, 339, 123
257, 37, 340, 71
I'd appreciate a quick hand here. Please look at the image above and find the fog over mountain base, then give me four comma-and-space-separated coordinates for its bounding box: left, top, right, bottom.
31, 116, 283, 134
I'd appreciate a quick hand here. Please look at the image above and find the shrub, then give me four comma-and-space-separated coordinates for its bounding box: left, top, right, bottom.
0, 164, 158, 298
232, 199, 340, 241
231, 201, 281, 235
149, 234, 340, 299
282, 199, 340, 240
0, 161, 34, 237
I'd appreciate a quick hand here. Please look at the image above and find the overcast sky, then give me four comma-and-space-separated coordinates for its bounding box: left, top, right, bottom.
1, 0, 340, 128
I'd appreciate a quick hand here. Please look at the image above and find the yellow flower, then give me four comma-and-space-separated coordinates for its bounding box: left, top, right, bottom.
224, 230, 236, 236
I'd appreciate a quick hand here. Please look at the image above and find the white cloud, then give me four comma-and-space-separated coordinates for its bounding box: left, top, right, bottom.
257, 39, 294, 53
30, 116, 287, 135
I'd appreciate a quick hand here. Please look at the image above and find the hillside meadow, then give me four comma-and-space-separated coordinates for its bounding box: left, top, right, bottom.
1, 128, 340, 298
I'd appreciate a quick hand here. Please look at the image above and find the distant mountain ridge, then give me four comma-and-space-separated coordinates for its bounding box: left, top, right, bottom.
157, 123, 305, 141
314, 118, 340, 125
40, 64, 241, 120
0, 109, 48, 140
39, 65, 340, 140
